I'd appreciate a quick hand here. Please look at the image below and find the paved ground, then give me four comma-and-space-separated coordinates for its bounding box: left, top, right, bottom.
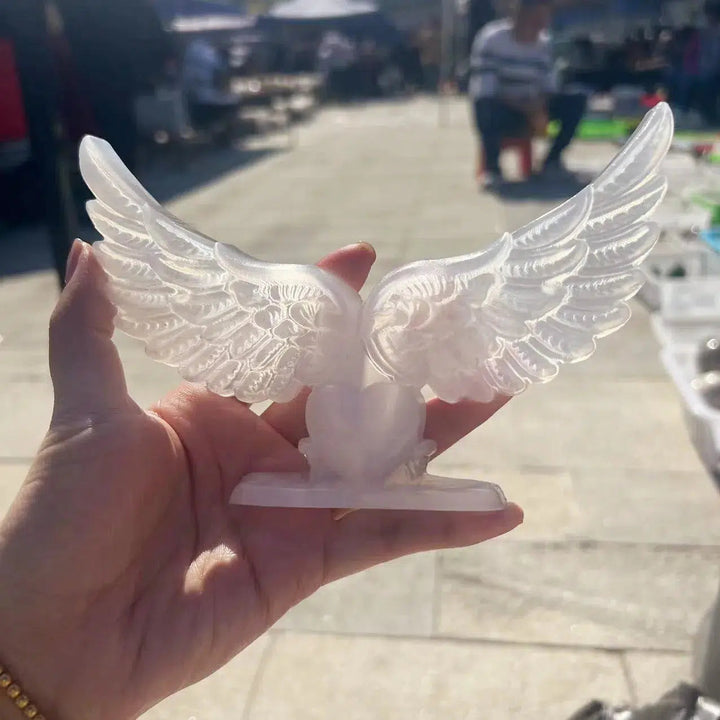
1, 97, 719, 719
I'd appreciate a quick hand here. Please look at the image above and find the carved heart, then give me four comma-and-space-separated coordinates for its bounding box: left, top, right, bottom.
301, 383, 428, 485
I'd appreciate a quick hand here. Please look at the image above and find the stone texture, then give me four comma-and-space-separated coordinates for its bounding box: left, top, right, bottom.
249, 633, 630, 720
436, 378, 705, 474
573, 468, 720, 546
439, 540, 719, 651
624, 652, 692, 706
0, 365, 52, 458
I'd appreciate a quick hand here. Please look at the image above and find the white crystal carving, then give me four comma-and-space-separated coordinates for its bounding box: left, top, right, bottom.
80, 103, 673, 511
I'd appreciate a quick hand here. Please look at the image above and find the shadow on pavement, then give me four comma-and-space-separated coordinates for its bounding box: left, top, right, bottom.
138, 144, 279, 205
0, 143, 282, 281
495, 172, 594, 202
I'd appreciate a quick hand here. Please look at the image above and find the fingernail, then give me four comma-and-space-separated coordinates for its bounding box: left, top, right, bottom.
341, 242, 376, 259
507, 503, 525, 525
65, 240, 86, 283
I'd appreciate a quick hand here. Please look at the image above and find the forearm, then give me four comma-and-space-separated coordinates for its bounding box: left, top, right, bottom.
0, 691, 22, 720
0, 530, 75, 720
0, 599, 92, 720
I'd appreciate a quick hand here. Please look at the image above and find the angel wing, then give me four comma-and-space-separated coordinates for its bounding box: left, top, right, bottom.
362, 102, 674, 403
79, 136, 363, 404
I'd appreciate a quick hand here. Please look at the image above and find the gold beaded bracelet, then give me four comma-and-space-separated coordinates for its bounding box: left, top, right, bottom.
0, 664, 44, 720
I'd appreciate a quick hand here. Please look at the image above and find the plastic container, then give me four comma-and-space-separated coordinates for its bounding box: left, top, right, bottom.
651, 276, 720, 346
638, 240, 718, 311
652, 200, 710, 239
662, 345, 720, 483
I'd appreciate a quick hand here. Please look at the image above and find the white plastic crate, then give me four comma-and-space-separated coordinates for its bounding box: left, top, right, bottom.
663, 156, 720, 202
662, 276, 720, 322
638, 241, 718, 311
653, 199, 710, 239
650, 275, 720, 346
651, 313, 720, 347
661, 345, 720, 481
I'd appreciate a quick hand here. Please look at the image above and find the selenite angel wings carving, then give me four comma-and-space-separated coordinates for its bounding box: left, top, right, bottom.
80, 103, 673, 405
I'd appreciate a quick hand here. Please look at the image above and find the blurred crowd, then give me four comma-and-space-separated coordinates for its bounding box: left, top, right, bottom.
1, 2, 445, 169
5, 0, 720, 281
316, 22, 440, 100
561, 0, 720, 127
0, 0, 445, 283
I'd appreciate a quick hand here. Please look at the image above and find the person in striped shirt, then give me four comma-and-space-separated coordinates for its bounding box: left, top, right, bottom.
469, 0, 586, 189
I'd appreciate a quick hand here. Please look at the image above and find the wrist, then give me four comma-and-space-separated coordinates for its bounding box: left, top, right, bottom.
0, 545, 63, 720
0, 692, 24, 720
0, 663, 46, 720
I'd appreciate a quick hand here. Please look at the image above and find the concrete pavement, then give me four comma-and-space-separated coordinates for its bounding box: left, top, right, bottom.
1, 96, 719, 719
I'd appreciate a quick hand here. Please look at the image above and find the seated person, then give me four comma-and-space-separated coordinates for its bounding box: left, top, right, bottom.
469, 0, 587, 188
317, 31, 359, 101
181, 37, 239, 133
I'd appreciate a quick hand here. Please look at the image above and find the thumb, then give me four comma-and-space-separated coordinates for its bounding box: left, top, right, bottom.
49, 240, 135, 424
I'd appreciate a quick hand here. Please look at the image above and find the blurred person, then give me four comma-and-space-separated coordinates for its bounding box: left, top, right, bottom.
357, 38, 382, 98
316, 30, 358, 101
665, 25, 701, 121
624, 28, 668, 94
625, 28, 653, 73
45, 2, 94, 144
0, 240, 522, 720
469, 0, 586, 190
3, 0, 77, 287
403, 31, 425, 90
667, 3, 720, 127
417, 18, 442, 92
51, 0, 173, 170
694, 0, 720, 125
291, 28, 319, 73
182, 36, 240, 137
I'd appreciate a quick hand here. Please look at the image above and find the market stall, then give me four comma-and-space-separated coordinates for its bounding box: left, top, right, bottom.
261, 0, 402, 59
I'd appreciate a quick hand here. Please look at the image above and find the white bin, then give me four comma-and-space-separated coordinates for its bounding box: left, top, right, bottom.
661, 346, 720, 483
651, 276, 720, 346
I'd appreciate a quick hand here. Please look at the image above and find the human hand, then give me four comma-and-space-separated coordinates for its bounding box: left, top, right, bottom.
0, 240, 522, 720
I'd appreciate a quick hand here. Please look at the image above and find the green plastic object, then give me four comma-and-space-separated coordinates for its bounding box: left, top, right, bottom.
689, 192, 720, 222
548, 117, 631, 141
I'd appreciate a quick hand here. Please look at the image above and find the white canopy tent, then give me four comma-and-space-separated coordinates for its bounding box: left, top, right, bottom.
268, 0, 379, 20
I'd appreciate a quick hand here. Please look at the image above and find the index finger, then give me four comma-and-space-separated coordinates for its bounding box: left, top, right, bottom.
261, 242, 376, 444
424, 394, 511, 456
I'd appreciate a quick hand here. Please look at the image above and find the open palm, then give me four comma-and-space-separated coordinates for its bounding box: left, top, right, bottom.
0, 241, 522, 720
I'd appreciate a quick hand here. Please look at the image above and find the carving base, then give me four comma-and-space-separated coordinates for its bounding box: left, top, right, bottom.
230, 473, 507, 512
